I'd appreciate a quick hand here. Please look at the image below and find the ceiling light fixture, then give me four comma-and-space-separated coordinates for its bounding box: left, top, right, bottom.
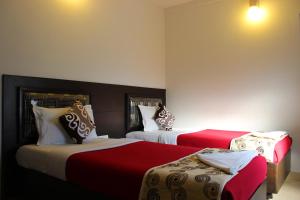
247, 0, 266, 23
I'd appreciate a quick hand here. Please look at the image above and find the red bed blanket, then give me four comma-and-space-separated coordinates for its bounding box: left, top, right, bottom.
66, 141, 266, 200
177, 129, 292, 163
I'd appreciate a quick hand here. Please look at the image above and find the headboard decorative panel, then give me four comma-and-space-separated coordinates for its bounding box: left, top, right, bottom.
19, 88, 90, 145
126, 94, 164, 132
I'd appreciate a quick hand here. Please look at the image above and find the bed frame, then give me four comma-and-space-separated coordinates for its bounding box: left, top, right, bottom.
125, 96, 291, 195
267, 150, 291, 194
1, 74, 165, 199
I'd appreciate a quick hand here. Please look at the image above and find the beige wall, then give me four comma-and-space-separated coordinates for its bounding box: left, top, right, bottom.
0, 0, 165, 88
0, 0, 165, 182
166, 0, 300, 171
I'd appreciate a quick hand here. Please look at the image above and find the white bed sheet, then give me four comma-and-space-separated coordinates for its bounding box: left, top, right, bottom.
16, 138, 139, 180
126, 130, 187, 145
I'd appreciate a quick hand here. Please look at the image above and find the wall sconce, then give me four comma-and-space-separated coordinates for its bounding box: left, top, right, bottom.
247, 0, 266, 23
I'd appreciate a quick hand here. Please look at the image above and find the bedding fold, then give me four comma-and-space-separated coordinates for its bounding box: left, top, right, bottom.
197, 149, 258, 175
139, 148, 250, 200
230, 131, 288, 162
250, 131, 287, 140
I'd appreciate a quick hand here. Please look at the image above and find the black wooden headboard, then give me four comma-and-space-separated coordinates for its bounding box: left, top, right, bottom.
1, 74, 165, 198
125, 94, 164, 132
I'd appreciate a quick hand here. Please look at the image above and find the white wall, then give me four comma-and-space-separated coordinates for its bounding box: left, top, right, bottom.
166, 0, 300, 171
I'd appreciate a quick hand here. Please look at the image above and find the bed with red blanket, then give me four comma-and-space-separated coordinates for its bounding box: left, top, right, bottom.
125, 95, 293, 195
127, 129, 291, 194
17, 140, 267, 200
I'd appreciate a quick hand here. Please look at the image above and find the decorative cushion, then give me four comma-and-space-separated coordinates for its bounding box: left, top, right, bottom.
154, 104, 175, 131
59, 101, 95, 144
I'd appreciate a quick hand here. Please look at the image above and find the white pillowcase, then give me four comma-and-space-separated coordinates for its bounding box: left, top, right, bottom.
32, 106, 72, 145
138, 105, 159, 131
32, 104, 98, 145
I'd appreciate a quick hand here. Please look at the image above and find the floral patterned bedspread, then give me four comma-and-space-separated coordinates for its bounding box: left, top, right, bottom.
139, 149, 235, 200
230, 132, 287, 162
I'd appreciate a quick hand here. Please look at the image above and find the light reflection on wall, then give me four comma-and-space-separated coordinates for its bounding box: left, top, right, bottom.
57, 0, 89, 12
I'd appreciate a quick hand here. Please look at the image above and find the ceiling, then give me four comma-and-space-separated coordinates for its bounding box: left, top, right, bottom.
149, 0, 194, 8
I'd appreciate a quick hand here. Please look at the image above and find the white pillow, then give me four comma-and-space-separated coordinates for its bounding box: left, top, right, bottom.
138, 105, 159, 131
32, 104, 98, 145
32, 106, 73, 145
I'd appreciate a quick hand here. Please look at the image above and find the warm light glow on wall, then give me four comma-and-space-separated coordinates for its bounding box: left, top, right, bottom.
246, 0, 267, 24
58, 0, 88, 11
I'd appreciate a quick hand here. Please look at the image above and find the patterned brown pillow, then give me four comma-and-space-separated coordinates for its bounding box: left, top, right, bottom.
59, 101, 95, 144
154, 104, 175, 131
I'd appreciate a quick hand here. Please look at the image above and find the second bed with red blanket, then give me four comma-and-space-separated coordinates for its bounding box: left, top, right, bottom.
177, 129, 292, 164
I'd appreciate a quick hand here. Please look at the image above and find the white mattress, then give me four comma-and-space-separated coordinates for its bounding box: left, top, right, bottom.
16, 138, 139, 180
126, 130, 187, 145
